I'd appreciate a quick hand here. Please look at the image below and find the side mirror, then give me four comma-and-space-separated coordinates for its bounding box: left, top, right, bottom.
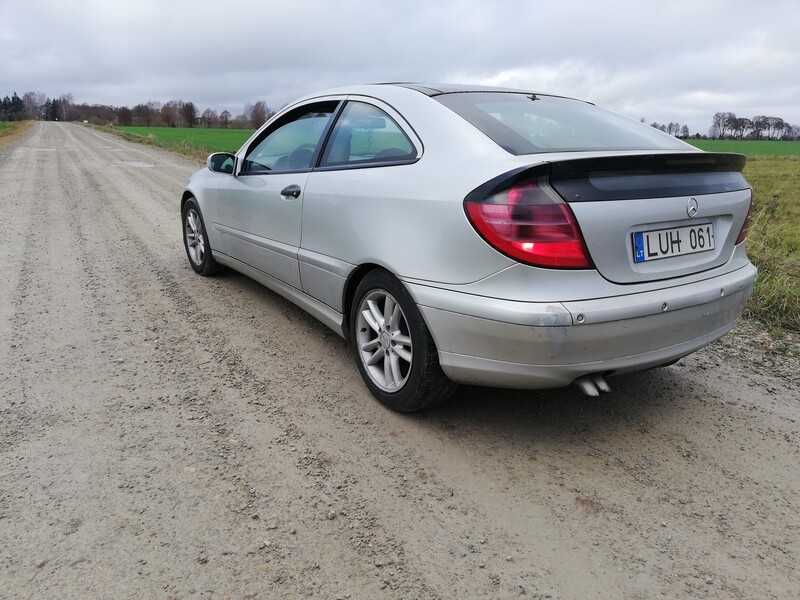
208, 152, 235, 174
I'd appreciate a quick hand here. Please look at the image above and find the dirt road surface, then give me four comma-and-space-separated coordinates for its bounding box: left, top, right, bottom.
1, 122, 798, 599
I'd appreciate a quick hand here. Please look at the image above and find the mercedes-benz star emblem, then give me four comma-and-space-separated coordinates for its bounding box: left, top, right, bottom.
687, 198, 699, 217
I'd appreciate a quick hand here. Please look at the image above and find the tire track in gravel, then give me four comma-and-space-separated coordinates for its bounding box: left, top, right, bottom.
1, 123, 66, 451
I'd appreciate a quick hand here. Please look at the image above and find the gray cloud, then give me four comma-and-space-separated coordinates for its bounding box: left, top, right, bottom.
2, 0, 798, 133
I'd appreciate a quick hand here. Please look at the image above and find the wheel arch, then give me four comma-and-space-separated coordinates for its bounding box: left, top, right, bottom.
341, 264, 440, 351
342, 263, 381, 341
181, 190, 195, 213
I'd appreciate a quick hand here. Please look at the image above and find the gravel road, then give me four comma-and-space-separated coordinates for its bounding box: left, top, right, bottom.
1, 122, 798, 599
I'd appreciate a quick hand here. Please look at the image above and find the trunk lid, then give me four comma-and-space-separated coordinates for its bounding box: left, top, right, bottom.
548, 152, 751, 284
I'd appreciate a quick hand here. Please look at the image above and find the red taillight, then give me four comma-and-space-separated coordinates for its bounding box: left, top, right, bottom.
465, 178, 593, 268
735, 190, 753, 244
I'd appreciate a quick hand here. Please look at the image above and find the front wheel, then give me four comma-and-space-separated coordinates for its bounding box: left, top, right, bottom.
350, 270, 456, 412
182, 198, 219, 276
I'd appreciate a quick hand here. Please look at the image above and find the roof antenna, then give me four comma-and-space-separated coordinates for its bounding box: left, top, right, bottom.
527, 94, 539, 101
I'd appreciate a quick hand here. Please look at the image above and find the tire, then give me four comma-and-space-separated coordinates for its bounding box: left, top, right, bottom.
182, 198, 220, 276
350, 270, 456, 412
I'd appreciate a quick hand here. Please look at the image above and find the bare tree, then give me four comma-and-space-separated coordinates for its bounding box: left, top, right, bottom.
160, 102, 179, 127
766, 116, 785, 139
219, 109, 231, 129
751, 115, 768, 140
735, 117, 752, 139
22, 91, 42, 119
201, 108, 218, 128
147, 100, 162, 119
711, 112, 735, 138
680, 124, 689, 138
249, 100, 271, 128
59, 93, 75, 121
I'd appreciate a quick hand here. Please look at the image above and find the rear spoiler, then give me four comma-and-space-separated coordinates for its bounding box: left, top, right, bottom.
550, 152, 749, 202
465, 153, 750, 204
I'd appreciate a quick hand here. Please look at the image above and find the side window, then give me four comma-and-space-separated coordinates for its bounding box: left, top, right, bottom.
320, 102, 416, 167
241, 101, 338, 174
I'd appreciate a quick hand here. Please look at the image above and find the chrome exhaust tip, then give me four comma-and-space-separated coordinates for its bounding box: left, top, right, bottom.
574, 373, 611, 397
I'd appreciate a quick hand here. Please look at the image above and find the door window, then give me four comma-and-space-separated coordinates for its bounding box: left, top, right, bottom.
320, 102, 416, 167
242, 101, 339, 173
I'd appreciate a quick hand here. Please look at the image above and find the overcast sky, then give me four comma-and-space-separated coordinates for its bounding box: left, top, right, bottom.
2, 0, 798, 133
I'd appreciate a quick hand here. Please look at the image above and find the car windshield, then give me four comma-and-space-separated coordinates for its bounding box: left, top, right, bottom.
435, 92, 692, 155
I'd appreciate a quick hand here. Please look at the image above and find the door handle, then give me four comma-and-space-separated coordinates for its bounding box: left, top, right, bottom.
280, 184, 301, 199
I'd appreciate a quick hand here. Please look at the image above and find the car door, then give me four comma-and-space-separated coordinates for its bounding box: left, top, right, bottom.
300, 99, 422, 309
214, 100, 340, 288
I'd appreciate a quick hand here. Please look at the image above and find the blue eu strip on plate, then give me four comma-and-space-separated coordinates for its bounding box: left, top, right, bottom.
633, 232, 646, 263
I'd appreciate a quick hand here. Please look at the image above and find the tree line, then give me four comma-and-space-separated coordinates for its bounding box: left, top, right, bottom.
645, 119, 691, 138
1, 91, 76, 122
1, 91, 274, 129
709, 112, 798, 140
4, 90, 799, 140
644, 115, 798, 141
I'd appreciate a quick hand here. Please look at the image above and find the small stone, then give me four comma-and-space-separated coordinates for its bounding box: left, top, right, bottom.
326, 509, 337, 520
505, 555, 513, 562
661, 522, 667, 527
705, 577, 713, 585
35, 559, 47, 568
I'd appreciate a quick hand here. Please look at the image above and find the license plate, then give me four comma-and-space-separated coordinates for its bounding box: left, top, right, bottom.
633, 223, 715, 263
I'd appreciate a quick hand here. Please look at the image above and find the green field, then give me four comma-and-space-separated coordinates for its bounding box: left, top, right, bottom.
113, 126, 255, 158
740, 156, 799, 330
686, 139, 800, 156
98, 126, 799, 330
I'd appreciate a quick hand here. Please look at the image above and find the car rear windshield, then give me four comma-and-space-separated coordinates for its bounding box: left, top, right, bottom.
434, 92, 692, 155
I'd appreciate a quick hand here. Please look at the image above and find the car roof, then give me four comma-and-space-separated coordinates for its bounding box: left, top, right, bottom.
297, 83, 586, 104
379, 83, 588, 103
382, 83, 529, 95
374, 82, 521, 95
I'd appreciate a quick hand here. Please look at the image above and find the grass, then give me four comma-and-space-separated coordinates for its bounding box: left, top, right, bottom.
740, 156, 800, 330
95, 125, 799, 331
683, 140, 799, 330
686, 139, 800, 156
103, 126, 256, 161
0, 121, 33, 147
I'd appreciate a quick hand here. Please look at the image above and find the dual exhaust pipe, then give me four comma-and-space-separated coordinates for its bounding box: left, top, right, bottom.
573, 373, 611, 397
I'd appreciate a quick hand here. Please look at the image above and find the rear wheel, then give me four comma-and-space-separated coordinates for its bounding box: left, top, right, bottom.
182, 198, 219, 275
350, 270, 456, 412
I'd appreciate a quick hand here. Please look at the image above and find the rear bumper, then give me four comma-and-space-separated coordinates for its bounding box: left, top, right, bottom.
406, 264, 757, 389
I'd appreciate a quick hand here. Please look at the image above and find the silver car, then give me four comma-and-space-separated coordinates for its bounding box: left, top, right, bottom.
181, 84, 756, 411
